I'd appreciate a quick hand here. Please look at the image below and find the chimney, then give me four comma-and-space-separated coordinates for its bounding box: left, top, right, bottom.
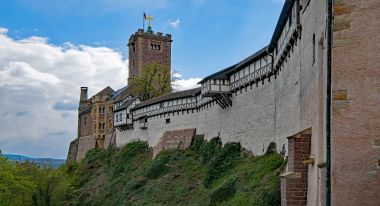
80, 87, 88, 103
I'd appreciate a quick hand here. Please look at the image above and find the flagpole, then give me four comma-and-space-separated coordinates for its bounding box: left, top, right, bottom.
143, 12, 145, 31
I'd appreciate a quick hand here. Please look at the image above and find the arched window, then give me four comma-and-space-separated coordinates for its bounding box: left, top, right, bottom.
109, 118, 113, 128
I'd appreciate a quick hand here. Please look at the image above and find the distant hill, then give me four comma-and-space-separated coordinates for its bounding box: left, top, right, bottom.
1, 154, 66, 168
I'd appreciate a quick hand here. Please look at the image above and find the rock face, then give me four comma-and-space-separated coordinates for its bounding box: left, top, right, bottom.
153, 128, 196, 158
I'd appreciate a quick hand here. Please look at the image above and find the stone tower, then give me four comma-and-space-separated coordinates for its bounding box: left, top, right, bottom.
127, 28, 172, 83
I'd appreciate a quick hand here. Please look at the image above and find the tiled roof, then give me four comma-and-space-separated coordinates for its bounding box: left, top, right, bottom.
198, 64, 237, 84
89, 86, 115, 100
109, 85, 133, 102
268, 0, 296, 51
226, 46, 268, 75
132, 87, 201, 110
114, 98, 138, 112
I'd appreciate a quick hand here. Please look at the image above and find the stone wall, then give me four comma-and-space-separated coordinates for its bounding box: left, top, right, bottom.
152, 128, 195, 157
66, 138, 78, 162
332, 0, 380, 205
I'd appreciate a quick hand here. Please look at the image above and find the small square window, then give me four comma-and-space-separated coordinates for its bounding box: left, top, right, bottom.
166, 118, 170, 124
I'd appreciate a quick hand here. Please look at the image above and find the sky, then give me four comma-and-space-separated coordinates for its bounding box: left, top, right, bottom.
0, 0, 284, 159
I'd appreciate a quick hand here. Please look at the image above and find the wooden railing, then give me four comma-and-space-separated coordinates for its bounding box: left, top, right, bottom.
230, 63, 272, 90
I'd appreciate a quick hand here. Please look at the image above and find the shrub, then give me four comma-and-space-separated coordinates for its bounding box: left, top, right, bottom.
204, 142, 242, 187
209, 178, 237, 205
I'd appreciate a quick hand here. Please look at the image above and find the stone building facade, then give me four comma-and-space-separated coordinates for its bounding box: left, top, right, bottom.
67, 28, 173, 162
128, 29, 172, 83
71, 86, 115, 161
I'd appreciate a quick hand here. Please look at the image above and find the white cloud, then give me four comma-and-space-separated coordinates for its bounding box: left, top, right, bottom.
172, 72, 202, 91
0, 27, 128, 158
169, 18, 181, 28
0, 62, 61, 88
0, 27, 203, 158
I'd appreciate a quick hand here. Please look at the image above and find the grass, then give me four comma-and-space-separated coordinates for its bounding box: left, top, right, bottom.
67, 137, 284, 206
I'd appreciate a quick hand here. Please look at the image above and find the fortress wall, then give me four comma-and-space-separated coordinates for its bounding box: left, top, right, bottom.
196, 102, 222, 140
76, 134, 96, 161
220, 80, 275, 155
117, 111, 198, 148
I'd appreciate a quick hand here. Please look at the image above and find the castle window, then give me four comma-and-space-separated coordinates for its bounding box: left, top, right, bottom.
83, 116, 87, 126
133, 59, 135, 66
166, 118, 170, 124
103, 107, 105, 113
109, 119, 112, 128
133, 45, 136, 52
312, 34, 316, 64
99, 123, 101, 129
126, 114, 129, 119
116, 114, 119, 122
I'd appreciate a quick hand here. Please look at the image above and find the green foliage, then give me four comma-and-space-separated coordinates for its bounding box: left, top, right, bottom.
0, 157, 72, 206
0, 137, 284, 205
130, 63, 172, 101
209, 178, 237, 205
0, 157, 36, 206
65, 137, 284, 206
204, 142, 242, 188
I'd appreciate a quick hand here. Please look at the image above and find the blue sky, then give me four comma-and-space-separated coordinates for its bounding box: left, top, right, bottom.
0, 0, 284, 159
0, 0, 283, 78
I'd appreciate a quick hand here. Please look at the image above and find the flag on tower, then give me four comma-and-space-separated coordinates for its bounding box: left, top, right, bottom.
144, 12, 147, 20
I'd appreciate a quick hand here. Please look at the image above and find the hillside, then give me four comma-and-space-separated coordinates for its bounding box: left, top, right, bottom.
67, 136, 285, 205
1, 154, 65, 168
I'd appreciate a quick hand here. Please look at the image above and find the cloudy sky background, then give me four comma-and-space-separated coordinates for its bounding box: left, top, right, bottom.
0, 0, 284, 159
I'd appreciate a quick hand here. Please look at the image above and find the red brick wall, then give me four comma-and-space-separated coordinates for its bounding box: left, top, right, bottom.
332, 0, 380, 205
128, 31, 171, 80
281, 129, 311, 206
153, 128, 195, 157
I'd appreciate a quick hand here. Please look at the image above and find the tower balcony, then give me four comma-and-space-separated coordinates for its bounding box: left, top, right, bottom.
201, 79, 232, 108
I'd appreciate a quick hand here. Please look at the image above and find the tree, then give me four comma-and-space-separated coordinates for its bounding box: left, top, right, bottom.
0, 157, 36, 206
131, 63, 172, 101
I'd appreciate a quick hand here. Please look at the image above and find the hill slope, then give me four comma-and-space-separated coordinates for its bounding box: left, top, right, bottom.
67, 136, 285, 205
1, 154, 65, 168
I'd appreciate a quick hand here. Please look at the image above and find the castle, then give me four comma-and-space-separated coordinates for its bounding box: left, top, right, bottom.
67, 0, 380, 205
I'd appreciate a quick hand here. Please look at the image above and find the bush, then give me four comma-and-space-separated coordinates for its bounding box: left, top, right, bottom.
204, 142, 242, 187
209, 178, 237, 205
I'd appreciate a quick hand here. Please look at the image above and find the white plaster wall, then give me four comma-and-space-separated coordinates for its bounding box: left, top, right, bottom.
117, 111, 198, 148
221, 81, 276, 155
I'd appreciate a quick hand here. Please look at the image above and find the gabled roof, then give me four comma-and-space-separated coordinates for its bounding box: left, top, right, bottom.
198, 46, 268, 84
109, 85, 133, 102
90, 86, 115, 99
132, 87, 201, 111
268, 0, 296, 51
226, 46, 268, 75
198, 64, 237, 84
114, 98, 139, 112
